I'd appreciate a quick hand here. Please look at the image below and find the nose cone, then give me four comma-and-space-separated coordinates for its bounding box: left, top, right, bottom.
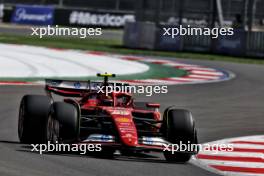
120, 133, 138, 146
113, 116, 138, 147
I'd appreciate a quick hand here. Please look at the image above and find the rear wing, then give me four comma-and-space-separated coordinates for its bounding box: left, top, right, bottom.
45, 79, 129, 97
45, 79, 95, 97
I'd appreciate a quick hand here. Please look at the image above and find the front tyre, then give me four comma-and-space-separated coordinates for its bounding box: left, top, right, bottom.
46, 102, 80, 143
162, 108, 198, 163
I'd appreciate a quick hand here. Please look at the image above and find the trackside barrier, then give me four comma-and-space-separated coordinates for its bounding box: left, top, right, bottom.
212, 29, 247, 56
3, 4, 135, 28
183, 34, 211, 52
123, 22, 156, 49
0, 4, 3, 22
54, 8, 135, 28
124, 22, 264, 58
155, 24, 183, 51
246, 32, 264, 57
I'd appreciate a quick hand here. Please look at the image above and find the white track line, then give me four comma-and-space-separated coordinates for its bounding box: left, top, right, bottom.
192, 135, 264, 176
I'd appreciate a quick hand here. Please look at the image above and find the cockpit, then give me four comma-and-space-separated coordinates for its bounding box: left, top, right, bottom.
81, 92, 133, 108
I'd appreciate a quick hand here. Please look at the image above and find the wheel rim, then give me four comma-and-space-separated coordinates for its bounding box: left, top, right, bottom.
46, 114, 60, 143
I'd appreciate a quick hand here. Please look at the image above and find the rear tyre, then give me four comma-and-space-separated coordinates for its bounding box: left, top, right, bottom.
162, 107, 197, 163
46, 102, 80, 143
18, 95, 51, 144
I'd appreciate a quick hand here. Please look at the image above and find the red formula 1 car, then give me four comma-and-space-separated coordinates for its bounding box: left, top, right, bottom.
18, 73, 198, 162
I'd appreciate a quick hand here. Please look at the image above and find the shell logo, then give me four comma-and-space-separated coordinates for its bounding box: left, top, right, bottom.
115, 117, 130, 123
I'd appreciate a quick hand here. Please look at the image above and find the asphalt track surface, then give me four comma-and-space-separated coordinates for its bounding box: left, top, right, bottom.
0, 57, 264, 176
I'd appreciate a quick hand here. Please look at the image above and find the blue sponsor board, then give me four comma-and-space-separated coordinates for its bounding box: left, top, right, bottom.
11, 5, 54, 25
155, 25, 183, 51
123, 22, 141, 48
